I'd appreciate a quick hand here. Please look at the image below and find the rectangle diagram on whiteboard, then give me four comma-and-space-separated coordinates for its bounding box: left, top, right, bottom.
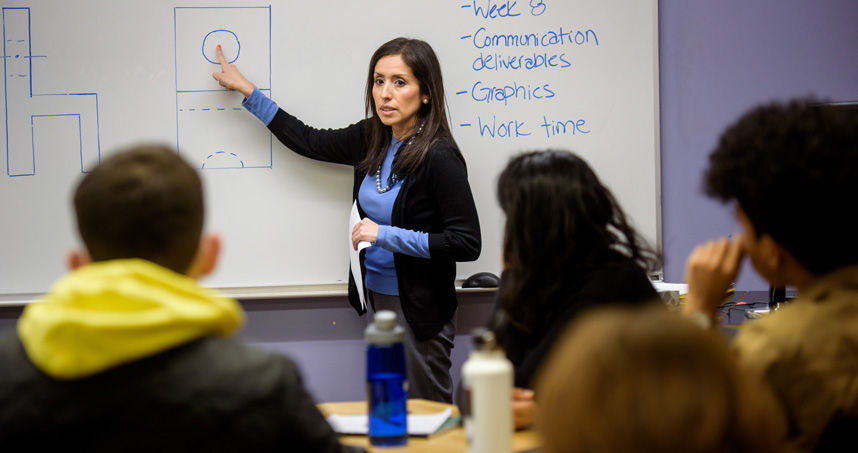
3, 7, 101, 177
174, 6, 271, 170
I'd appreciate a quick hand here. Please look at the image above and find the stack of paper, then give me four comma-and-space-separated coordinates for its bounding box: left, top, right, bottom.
327, 407, 454, 437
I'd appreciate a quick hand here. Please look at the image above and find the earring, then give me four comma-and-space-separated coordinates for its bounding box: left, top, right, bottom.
423, 98, 429, 104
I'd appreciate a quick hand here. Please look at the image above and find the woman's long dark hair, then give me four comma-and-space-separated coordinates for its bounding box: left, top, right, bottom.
496, 150, 661, 334
359, 37, 461, 176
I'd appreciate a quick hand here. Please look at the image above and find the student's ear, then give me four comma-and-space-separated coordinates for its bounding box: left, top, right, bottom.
66, 249, 91, 271
757, 234, 793, 286
757, 234, 781, 268
187, 233, 221, 279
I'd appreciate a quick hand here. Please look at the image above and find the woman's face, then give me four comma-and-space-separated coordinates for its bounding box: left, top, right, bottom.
372, 54, 425, 140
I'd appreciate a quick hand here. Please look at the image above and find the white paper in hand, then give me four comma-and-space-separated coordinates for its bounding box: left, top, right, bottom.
349, 201, 371, 311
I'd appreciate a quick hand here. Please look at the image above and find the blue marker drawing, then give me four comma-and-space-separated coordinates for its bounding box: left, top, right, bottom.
202, 150, 245, 169
174, 6, 272, 170
202, 29, 240, 64
31, 114, 82, 172
3, 7, 101, 177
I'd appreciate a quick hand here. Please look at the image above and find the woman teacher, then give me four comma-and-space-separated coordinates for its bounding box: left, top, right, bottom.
212, 37, 481, 403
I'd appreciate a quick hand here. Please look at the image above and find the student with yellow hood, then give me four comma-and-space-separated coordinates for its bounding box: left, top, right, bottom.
0, 145, 362, 452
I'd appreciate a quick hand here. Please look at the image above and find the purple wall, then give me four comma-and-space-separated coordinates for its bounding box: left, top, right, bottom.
0, 292, 497, 403
659, 0, 858, 289
235, 292, 495, 403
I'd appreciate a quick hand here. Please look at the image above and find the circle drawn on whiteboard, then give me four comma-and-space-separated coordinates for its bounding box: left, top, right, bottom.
203, 29, 240, 64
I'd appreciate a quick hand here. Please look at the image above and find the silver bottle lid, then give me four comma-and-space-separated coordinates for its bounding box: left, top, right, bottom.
365, 310, 405, 345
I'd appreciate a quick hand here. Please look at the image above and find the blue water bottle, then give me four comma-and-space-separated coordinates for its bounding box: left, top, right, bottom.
365, 310, 408, 447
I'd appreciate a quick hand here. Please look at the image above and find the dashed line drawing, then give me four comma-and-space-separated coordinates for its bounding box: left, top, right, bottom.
174, 6, 272, 170
202, 150, 245, 169
3, 7, 101, 177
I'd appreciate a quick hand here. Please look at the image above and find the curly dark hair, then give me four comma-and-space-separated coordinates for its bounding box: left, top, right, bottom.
496, 150, 661, 333
705, 99, 858, 276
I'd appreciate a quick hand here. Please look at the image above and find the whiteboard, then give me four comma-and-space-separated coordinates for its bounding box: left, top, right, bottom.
0, 0, 660, 302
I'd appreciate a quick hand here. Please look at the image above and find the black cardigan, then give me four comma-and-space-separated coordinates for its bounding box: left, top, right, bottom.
493, 256, 658, 388
267, 109, 481, 340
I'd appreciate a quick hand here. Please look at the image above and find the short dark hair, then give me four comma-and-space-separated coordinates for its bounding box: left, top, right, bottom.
360, 37, 461, 176
705, 99, 858, 275
497, 150, 660, 332
73, 144, 204, 274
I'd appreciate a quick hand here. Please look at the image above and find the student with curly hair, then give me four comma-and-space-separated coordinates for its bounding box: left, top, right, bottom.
684, 99, 858, 453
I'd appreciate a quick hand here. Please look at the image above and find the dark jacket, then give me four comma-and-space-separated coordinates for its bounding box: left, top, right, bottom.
267, 110, 481, 340
0, 333, 363, 452
493, 255, 658, 388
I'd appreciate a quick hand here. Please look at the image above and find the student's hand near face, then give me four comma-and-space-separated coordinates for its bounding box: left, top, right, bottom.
512, 387, 537, 429
352, 218, 379, 251
212, 45, 255, 97
683, 236, 745, 319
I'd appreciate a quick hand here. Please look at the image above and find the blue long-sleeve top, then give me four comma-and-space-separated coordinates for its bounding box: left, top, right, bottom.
243, 88, 430, 296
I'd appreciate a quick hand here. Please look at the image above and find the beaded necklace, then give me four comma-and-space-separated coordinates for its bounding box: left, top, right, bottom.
375, 122, 424, 193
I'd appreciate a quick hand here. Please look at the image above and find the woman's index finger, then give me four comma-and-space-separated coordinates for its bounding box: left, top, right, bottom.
216, 44, 227, 65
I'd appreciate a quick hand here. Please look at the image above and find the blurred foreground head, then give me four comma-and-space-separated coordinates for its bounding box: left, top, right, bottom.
536, 306, 785, 453
73, 144, 203, 274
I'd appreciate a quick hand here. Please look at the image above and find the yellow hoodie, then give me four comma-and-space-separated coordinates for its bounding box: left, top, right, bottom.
17, 259, 245, 380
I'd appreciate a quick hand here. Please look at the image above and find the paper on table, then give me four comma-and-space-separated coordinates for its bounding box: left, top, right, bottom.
349, 201, 372, 311
407, 408, 454, 436
326, 407, 453, 437
652, 282, 689, 295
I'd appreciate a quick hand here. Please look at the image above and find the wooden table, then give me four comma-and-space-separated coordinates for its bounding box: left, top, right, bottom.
318, 399, 541, 453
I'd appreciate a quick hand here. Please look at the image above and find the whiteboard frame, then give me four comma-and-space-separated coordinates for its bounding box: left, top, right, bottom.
0, 0, 662, 303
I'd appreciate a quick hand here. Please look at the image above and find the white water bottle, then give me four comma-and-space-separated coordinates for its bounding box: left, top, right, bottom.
461, 328, 513, 453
